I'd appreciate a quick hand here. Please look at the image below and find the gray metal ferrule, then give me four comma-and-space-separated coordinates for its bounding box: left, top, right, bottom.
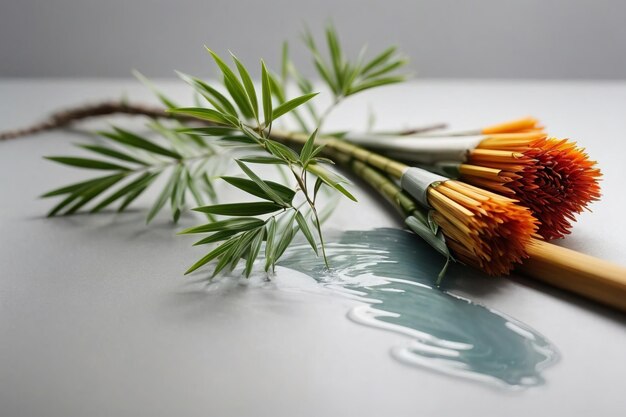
400, 167, 448, 207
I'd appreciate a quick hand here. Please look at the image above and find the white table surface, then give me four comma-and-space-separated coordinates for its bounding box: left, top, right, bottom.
1, 79, 625, 417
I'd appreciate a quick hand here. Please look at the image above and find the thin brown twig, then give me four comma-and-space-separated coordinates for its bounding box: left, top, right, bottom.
0, 101, 192, 141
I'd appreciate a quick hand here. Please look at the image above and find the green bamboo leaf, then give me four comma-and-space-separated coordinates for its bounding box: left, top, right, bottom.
168, 107, 233, 126
261, 60, 273, 128
235, 160, 286, 206
193, 202, 283, 216
238, 155, 287, 165
185, 238, 239, 275
295, 211, 318, 255
91, 172, 157, 213
118, 176, 155, 212
77, 144, 147, 165
326, 24, 344, 89
281, 41, 289, 82
313, 177, 324, 200
193, 229, 241, 246
63, 174, 126, 215
264, 217, 277, 272
217, 135, 257, 145
361, 46, 397, 75
133, 70, 178, 109
206, 47, 255, 119
213, 229, 258, 277
270, 93, 318, 123
41, 175, 118, 198
307, 163, 357, 202
176, 71, 238, 117
268, 72, 286, 103
47, 193, 82, 217
146, 165, 181, 223
176, 126, 236, 136
232, 54, 259, 119
245, 227, 265, 277
362, 59, 407, 80
221, 176, 295, 203
273, 213, 297, 260
299, 128, 318, 165
347, 76, 406, 95
265, 140, 299, 163
170, 165, 187, 222
100, 127, 182, 159
179, 217, 265, 234
45, 156, 131, 171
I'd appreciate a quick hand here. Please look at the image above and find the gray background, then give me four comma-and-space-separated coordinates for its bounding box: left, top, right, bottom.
1, 0, 625, 79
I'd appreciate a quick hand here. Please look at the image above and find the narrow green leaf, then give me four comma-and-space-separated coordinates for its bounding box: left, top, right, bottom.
238, 155, 287, 165
42, 175, 118, 198
245, 227, 265, 277
179, 217, 265, 234
363, 59, 407, 80
281, 41, 289, 83
265, 140, 299, 163
235, 160, 286, 206
264, 217, 277, 271
133, 70, 178, 109
295, 211, 318, 255
193, 202, 283, 216
146, 165, 180, 223
63, 174, 126, 215
176, 71, 238, 117
221, 176, 295, 203
299, 128, 318, 165
45, 156, 131, 171
77, 144, 147, 165
47, 193, 82, 217
215, 229, 257, 277
274, 213, 297, 261
205, 47, 255, 119
261, 60, 273, 128
118, 173, 158, 212
347, 76, 406, 95
361, 46, 397, 75
176, 126, 236, 136
326, 24, 344, 89
91, 172, 157, 213
168, 107, 232, 126
270, 92, 318, 123
313, 177, 324, 200
100, 127, 182, 159
232, 54, 259, 119
170, 165, 187, 223
307, 163, 357, 202
185, 238, 238, 275
193, 229, 240, 246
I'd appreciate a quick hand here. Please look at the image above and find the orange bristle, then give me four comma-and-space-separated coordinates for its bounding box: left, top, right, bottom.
464, 136, 602, 240
427, 180, 538, 275
481, 117, 543, 135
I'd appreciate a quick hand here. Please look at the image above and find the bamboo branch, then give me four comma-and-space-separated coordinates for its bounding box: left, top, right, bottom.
0, 101, 191, 140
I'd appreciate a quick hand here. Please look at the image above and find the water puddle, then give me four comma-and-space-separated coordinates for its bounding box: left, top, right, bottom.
278, 228, 559, 388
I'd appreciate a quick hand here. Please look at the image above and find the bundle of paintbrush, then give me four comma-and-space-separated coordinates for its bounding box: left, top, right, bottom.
341, 117, 602, 240
270, 126, 626, 312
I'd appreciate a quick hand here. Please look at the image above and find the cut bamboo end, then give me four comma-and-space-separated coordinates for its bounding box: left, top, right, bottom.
520, 239, 626, 312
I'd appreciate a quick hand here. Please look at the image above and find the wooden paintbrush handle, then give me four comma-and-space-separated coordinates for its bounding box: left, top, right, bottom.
520, 239, 626, 312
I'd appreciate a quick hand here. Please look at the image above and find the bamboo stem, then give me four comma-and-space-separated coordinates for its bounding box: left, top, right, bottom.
270, 129, 409, 178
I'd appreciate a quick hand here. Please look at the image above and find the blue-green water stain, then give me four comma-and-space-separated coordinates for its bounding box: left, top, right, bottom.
278, 228, 559, 388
